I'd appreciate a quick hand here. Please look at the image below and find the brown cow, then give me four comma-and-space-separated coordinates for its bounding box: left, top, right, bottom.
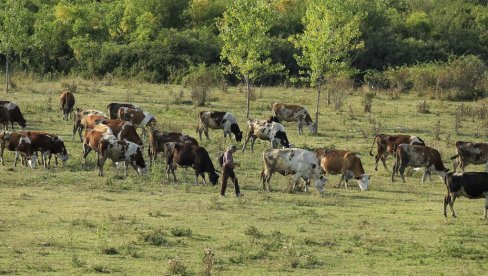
117, 107, 156, 139
0, 106, 10, 130
450, 141, 488, 172
99, 119, 143, 146
82, 129, 116, 167
315, 149, 369, 190
165, 142, 219, 185
369, 134, 425, 171
27, 131, 69, 168
0, 131, 37, 169
72, 108, 106, 141
59, 91, 75, 121
107, 103, 139, 119
271, 103, 317, 134
0, 101, 27, 130
391, 144, 449, 183
147, 128, 198, 165
98, 138, 147, 177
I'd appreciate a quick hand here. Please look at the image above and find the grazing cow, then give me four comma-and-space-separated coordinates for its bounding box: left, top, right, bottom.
0, 101, 26, 130
147, 128, 198, 165
165, 142, 219, 185
242, 119, 290, 153
117, 107, 156, 139
72, 108, 106, 141
82, 129, 116, 167
444, 172, 488, 218
99, 119, 143, 146
391, 144, 449, 183
28, 131, 69, 168
271, 103, 317, 134
98, 138, 147, 176
0, 131, 37, 169
197, 111, 243, 142
314, 149, 369, 190
59, 91, 75, 121
369, 134, 425, 171
450, 141, 488, 172
107, 103, 139, 119
0, 106, 10, 130
261, 148, 326, 193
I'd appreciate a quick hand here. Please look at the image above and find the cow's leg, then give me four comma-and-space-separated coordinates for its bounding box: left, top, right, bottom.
14, 151, 19, 167
421, 169, 428, 183
98, 157, 106, 177
391, 161, 397, 182
82, 145, 92, 168
194, 172, 199, 185
399, 165, 406, 183
444, 195, 450, 217
336, 174, 344, 188
241, 132, 251, 152
200, 173, 207, 185
297, 121, 302, 135
78, 126, 84, 142
380, 154, 389, 171
485, 161, 488, 173
304, 178, 310, 192
250, 137, 257, 153
452, 158, 459, 172
484, 194, 488, 219
448, 195, 457, 218
292, 174, 301, 191
0, 142, 5, 166
204, 127, 210, 140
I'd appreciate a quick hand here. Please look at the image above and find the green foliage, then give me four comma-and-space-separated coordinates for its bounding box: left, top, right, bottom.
182, 63, 220, 106
291, 0, 363, 86
0, 0, 33, 58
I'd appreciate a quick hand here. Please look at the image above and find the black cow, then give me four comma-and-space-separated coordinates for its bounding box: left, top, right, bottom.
165, 142, 219, 185
444, 172, 488, 219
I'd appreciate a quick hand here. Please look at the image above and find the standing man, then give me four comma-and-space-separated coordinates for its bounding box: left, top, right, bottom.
221, 145, 243, 197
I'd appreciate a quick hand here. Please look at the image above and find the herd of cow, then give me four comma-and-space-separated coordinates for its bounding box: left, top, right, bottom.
0, 91, 487, 219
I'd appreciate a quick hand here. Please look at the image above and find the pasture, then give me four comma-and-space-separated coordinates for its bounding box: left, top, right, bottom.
1, 78, 488, 275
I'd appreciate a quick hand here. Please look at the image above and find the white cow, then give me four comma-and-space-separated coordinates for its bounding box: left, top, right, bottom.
261, 148, 326, 193
197, 111, 243, 142
242, 118, 290, 153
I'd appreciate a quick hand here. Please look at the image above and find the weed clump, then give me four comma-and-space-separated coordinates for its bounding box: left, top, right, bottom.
167, 256, 189, 275
141, 229, 170, 246
171, 227, 192, 237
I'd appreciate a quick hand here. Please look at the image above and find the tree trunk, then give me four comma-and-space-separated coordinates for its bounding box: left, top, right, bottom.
327, 89, 330, 106
315, 81, 322, 134
245, 75, 251, 119
5, 55, 9, 93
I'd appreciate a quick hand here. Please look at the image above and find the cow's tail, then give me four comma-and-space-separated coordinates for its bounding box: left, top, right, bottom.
369, 135, 380, 156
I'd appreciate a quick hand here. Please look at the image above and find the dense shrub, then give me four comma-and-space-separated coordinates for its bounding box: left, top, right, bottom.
182, 64, 220, 106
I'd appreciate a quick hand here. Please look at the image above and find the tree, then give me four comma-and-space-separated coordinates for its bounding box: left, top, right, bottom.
291, 0, 363, 133
218, 0, 284, 118
0, 0, 32, 92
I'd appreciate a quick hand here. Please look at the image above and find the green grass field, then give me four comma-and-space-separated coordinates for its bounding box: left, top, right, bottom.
1, 78, 488, 275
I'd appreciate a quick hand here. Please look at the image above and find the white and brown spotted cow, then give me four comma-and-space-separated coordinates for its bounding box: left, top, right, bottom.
59, 91, 75, 121
261, 148, 326, 193
242, 118, 290, 153
369, 134, 425, 171
0, 131, 37, 169
117, 107, 156, 139
197, 111, 243, 142
450, 141, 488, 172
82, 129, 116, 167
97, 138, 147, 177
391, 144, 449, 183
107, 103, 139, 119
0, 101, 27, 130
73, 108, 106, 141
272, 103, 317, 135
314, 149, 369, 190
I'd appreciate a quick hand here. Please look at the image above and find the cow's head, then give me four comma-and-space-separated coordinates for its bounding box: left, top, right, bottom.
314, 175, 327, 194
274, 130, 290, 148
133, 146, 148, 175
357, 174, 370, 191
230, 123, 243, 142
54, 138, 69, 165
209, 171, 219, 185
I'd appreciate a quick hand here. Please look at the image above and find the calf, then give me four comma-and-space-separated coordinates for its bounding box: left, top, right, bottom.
271, 103, 317, 134
197, 111, 243, 142
98, 138, 147, 176
107, 103, 139, 119
261, 148, 326, 193
59, 91, 75, 121
369, 134, 425, 171
444, 172, 488, 218
450, 141, 488, 172
117, 107, 156, 139
314, 149, 369, 190
147, 128, 198, 165
242, 118, 290, 153
0, 101, 26, 130
0, 131, 37, 169
72, 108, 106, 141
0, 106, 10, 130
165, 142, 219, 185
391, 144, 449, 183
